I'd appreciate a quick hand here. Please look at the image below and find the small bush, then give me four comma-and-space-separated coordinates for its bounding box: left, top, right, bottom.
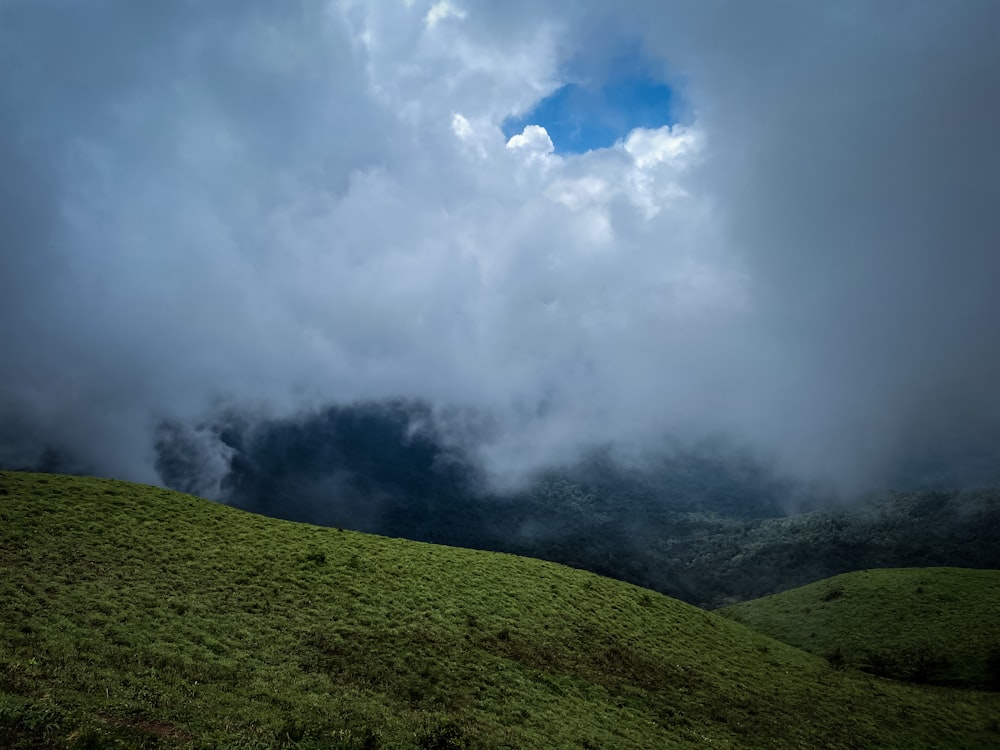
826, 646, 847, 670
862, 645, 950, 684
305, 551, 327, 565
416, 719, 469, 750
0, 697, 65, 745
821, 585, 845, 602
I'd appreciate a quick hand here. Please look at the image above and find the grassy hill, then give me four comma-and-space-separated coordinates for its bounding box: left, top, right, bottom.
157, 405, 1000, 609
718, 568, 1000, 689
1, 472, 999, 748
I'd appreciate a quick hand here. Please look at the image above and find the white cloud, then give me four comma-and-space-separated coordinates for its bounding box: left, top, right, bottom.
505, 124, 555, 158
425, 1, 466, 29
451, 112, 474, 139
624, 125, 701, 169
3, 0, 1000, 490
545, 175, 609, 211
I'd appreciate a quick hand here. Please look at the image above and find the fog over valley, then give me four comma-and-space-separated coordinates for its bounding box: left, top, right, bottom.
3, 1, 1000, 532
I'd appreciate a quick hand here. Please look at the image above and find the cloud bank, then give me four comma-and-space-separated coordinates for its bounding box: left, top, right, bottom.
2, 1, 999, 494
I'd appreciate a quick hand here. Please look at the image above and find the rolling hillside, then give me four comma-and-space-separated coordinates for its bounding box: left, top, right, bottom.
1, 471, 999, 748
158, 403, 1000, 609
718, 568, 1000, 689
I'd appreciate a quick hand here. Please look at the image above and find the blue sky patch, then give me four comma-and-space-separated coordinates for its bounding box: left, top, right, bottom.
503, 75, 676, 155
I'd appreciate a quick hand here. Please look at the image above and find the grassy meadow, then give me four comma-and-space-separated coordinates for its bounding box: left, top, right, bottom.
1, 471, 999, 748
719, 567, 1000, 688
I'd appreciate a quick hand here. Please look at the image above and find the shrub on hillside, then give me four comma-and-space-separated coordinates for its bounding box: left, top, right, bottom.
416, 719, 469, 749
826, 645, 847, 670
861, 645, 951, 684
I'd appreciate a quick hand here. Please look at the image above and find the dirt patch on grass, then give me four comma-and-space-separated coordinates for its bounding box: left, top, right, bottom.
98, 713, 193, 741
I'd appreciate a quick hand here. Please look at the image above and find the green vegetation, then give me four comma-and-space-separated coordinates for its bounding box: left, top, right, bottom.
500, 483, 1000, 608
160, 405, 1000, 609
719, 568, 1000, 689
2, 471, 999, 748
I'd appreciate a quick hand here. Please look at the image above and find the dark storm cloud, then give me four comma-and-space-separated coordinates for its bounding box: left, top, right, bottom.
621, 1, 1000, 483
2, 0, 999, 495
0, 0, 391, 480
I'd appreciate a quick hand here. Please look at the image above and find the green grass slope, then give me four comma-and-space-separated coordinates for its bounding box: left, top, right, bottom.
719, 568, 1000, 689
1, 472, 998, 749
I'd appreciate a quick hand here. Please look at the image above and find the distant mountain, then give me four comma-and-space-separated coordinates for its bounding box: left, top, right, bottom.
149, 402, 1000, 608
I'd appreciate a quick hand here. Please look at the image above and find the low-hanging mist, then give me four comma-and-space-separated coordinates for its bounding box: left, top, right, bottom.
3, 1, 1000, 503
149, 399, 1000, 606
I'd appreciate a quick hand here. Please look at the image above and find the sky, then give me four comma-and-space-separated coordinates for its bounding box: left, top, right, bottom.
501, 42, 677, 154
2, 1, 1000, 494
